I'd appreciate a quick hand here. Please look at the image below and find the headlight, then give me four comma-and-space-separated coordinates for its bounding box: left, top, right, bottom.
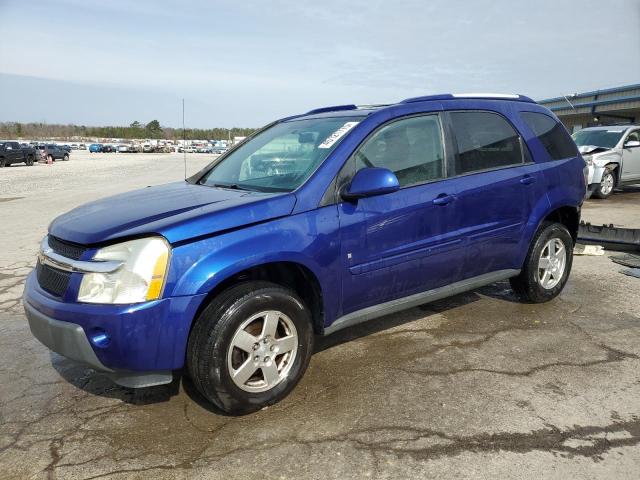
78, 237, 170, 304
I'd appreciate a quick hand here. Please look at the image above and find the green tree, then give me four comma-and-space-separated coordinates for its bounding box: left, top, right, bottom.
145, 120, 163, 139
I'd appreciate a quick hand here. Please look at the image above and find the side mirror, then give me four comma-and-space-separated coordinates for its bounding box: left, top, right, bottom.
624, 140, 640, 148
342, 167, 400, 201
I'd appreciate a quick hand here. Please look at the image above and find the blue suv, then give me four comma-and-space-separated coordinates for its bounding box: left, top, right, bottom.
24, 93, 586, 414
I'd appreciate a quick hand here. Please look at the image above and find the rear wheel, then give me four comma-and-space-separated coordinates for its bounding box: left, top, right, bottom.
63, 154, 69, 161
187, 281, 313, 415
593, 166, 616, 199
47, 154, 54, 163
510, 222, 573, 303
26, 155, 34, 166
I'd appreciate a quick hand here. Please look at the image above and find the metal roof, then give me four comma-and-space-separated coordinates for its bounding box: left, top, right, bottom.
539, 83, 640, 104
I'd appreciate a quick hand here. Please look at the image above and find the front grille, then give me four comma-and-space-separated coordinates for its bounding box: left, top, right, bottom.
36, 261, 71, 297
48, 235, 87, 260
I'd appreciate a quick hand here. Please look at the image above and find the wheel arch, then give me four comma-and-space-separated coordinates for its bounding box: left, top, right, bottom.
187, 260, 325, 337
603, 162, 621, 186
540, 205, 580, 242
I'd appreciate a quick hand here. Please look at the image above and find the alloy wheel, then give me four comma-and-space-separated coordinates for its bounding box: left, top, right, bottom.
600, 172, 614, 196
537, 238, 566, 289
227, 310, 298, 393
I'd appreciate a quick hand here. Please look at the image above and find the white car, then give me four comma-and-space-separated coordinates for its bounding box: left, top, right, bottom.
574, 125, 640, 198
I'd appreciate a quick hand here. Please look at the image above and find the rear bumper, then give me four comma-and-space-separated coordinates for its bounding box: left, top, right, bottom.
23, 271, 207, 378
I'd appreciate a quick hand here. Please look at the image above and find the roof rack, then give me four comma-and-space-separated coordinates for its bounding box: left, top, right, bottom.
400, 93, 535, 104
306, 104, 358, 115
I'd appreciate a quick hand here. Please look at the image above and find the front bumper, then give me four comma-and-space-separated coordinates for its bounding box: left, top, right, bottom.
25, 300, 112, 372
23, 271, 207, 385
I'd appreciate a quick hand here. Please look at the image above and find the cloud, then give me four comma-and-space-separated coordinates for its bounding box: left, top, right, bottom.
0, 0, 638, 125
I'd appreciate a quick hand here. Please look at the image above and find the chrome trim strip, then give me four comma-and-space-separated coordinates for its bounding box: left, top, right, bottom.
39, 237, 123, 274
324, 269, 520, 335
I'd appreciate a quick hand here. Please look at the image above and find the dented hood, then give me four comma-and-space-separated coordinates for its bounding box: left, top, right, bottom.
578, 145, 611, 155
49, 181, 297, 245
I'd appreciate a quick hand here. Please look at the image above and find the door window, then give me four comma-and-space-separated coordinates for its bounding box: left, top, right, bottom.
354, 115, 445, 188
448, 111, 523, 175
626, 131, 640, 143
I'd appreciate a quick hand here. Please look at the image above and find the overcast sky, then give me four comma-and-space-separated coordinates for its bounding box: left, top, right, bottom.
1, 0, 639, 128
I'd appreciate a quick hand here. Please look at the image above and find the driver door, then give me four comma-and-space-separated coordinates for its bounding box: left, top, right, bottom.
338, 114, 467, 315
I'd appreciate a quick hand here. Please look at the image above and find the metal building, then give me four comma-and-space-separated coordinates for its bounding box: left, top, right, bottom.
538, 84, 640, 133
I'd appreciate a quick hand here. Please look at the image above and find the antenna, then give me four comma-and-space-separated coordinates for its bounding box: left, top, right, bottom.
182, 98, 187, 180
562, 94, 577, 111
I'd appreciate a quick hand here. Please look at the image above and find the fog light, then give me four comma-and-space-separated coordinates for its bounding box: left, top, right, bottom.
90, 330, 110, 347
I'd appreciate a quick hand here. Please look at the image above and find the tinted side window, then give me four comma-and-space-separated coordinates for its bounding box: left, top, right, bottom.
355, 115, 445, 188
448, 111, 523, 175
521, 111, 577, 160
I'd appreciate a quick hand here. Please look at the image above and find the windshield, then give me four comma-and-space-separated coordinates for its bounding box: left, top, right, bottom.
199, 116, 363, 192
572, 129, 625, 149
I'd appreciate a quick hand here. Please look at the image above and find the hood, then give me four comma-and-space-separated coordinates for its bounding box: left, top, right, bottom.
578, 145, 611, 155
49, 181, 297, 245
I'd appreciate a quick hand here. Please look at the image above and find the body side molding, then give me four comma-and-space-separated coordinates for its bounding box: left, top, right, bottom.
324, 269, 520, 335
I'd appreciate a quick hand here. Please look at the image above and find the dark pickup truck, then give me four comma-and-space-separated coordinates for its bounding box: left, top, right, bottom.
0, 141, 36, 167
36, 144, 70, 162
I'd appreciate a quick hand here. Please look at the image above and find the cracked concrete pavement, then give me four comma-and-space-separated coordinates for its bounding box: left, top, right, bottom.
1, 152, 640, 479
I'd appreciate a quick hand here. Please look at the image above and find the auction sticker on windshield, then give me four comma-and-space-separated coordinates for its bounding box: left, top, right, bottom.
318, 122, 359, 149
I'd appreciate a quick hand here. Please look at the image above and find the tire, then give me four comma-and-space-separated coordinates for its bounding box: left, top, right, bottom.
0, 157, 5, 168
592, 166, 616, 199
47, 154, 54, 163
187, 281, 313, 415
510, 222, 573, 303
63, 154, 69, 161
26, 156, 34, 166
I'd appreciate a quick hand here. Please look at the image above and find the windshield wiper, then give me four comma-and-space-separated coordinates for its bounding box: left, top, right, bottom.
211, 182, 254, 191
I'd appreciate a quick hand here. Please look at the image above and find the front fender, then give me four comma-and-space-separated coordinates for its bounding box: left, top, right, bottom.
167, 206, 342, 323
591, 153, 621, 184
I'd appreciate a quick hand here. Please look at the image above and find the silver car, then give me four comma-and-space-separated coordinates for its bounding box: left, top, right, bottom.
574, 125, 640, 198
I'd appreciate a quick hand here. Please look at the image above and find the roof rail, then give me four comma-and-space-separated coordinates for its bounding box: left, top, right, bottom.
306, 104, 358, 115
400, 93, 535, 104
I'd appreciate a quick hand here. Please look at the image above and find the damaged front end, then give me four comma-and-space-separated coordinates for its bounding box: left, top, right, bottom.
579, 146, 621, 198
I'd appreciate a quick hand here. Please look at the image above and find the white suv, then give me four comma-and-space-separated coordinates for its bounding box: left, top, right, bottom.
574, 125, 640, 198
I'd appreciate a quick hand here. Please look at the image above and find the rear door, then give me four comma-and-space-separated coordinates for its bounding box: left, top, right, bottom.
621, 129, 640, 180
338, 113, 467, 314
444, 110, 544, 279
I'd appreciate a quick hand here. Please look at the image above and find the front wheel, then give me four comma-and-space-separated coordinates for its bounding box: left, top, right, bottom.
510, 222, 573, 303
592, 166, 616, 199
63, 154, 69, 161
187, 281, 313, 415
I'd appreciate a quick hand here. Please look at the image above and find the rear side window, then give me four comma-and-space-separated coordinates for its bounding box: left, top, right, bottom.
521, 111, 577, 160
448, 111, 523, 175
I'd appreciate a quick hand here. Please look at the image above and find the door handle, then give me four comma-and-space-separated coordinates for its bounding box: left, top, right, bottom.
520, 175, 536, 185
432, 194, 455, 206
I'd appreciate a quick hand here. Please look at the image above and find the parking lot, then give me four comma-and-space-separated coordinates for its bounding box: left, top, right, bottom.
1, 152, 640, 479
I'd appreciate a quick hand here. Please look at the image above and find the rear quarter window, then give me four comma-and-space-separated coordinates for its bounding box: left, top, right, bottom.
520, 111, 578, 160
